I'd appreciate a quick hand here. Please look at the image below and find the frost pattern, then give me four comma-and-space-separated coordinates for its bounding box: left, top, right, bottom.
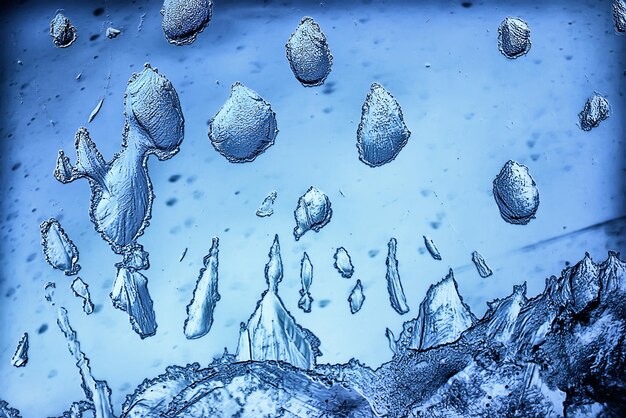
298, 252, 313, 313
50, 13, 77, 48
161, 0, 212, 46
385, 238, 409, 314
71, 277, 94, 315
11, 333, 28, 368
293, 186, 332, 240
423, 235, 442, 260
256, 190, 277, 217
498, 17, 531, 59
471, 250, 493, 278
493, 160, 539, 225
40, 218, 81, 276
285, 17, 333, 87
348, 280, 365, 314
333, 247, 354, 278
578, 93, 610, 131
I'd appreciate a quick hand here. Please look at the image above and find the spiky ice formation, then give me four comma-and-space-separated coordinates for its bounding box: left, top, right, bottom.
285, 17, 333, 87
498, 17, 531, 59
298, 252, 314, 313
40, 218, 81, 275
333, 247, 354, 278
293, 186, 332, 240
385, 238, 409, 314
161, 0, 212, 46
493, 160, 539, 225
256, 190, 277, 217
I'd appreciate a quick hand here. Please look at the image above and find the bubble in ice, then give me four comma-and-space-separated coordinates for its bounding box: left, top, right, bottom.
11, 333, 28, 368
493, 160, 539, 225
161, 0, 212, 46
356, 83, 411, 167
236, 235, 321, 369
111, 267, 158, 338
386, 237, 410, 314
40, 218, 81, 275
423, 235, 442, 260
285, 17, 333, 87
348, 279, 365, 314
578, 93, 610, 131
293, 186, 333, 240
184, 237, 220, 340
333, 247, 354, 278
209, 82, 278, 163
298, 252, 314, 313
70, 277, 94, 315
497, 17, 531, 59
256, 190, 277, 217
50, 13, 77, 48
614, 0, 626, 33
472, 250, 493, 278
105, 27, 121, 39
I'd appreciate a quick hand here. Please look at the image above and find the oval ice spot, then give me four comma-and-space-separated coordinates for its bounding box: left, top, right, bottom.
614, 0, 626, 33
40, 218, 81, 275
333, 247, 354, 278
209, 82, 278, 163
161, 0, 212, 46
498, 17, 531, 59
357, 83, 410, 167
285, 17, 333, 87
348, 280, 365, 314
50, 13, 77, 48
293, 186, 333, 240
578, 93, 610, 131
492, 160, 539, 225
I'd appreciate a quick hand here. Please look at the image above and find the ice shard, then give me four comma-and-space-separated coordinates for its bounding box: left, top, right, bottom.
423, 235, 442, 260
493, 160, 539, 225
106, 27, 121, 39
56, 307, 116, 418
111, 267, 157, 338
235, 235, 321, 369
11, 333, 28, 368
44, 281, 56, 305
578, 93, 610, 131
471, 250, 493, 278
50, 13, 77, 48
161, 0, 212, 46
293, 186, 332, 240
298, 252, 313, 313
71, 277, 94, 315
0, 400, 20, 418
333, 247, 354, 278
356, 83, 411, 167
209, 82, 278, 163
184, 237, 220, 339
88, 98, 104, 123
498, 17, 531, 59
385, 238, 409, 314
256, 190, 277, 217
285, 17, 333, 87
484, 282, 527, 343
40, 218, 81, 275
614, 0, 626, 33
348, 280, 365, 314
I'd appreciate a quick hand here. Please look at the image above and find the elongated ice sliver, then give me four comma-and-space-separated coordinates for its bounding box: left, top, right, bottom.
386, 238, 409, 314
298, 252, 314, 313
11, 333, 28, 368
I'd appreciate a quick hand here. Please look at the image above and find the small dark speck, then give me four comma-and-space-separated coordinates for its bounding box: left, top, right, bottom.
461, 1, 472, 7
430, 222, 441, 229
37, 323, 48, 334
48, 369, 58, 378
11, 163, 21, 171
533, 59, 542, 65
530, 154, 540, 161
322, 81, 336, 95
89, 34, 100, 41
358, 17, 369, 24
224, 228, 230, 232
93, 304, 103, 313
93, 7, 105, 16
565, 261, 571, 266
318, 299, 331, 308
234, 191, 240, 195
26, 253, 36, 262
5, 287, 15, 297
565, 55, 573, 61
166, 198, 177, 207
168, 174, 181, 183
368, 249, 379, 258
322, 107, 333, 114
236, 45, 245, 50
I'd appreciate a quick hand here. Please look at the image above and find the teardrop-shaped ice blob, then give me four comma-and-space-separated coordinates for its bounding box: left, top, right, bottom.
578, 93, 610, 131
293, 186, 333, 240
357, 83, 410, 167
209, 82, 278, 163
614, 0, 626, 33
348, 280, 365, 314
40, 218, 81, 275
161, 0, 212, 46
493, 160, 539, 225
285, 17, 333, 87
498, 17, 531, 59
333, 247, 354, 278
50, 13, 77, 48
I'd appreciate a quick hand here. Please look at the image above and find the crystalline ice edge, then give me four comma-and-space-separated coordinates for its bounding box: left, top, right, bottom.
285, 17, 333, 87
423, 235, 442, 260
298, 252, 313, 313
106, 27, 121, 39
161, 0, 212, 46
497, 17, 531, 59
184, 237, 220, 339
11, 333, 28, 368
348, 279, 365, 314
493, 160, 540, 225
0, 400, 20, 418
614, 0, 626, 33
385, 238, 409, 314
333, 247, 354, 278
50, 13, 77, 48
356, 83, 411, 167
256, 190, 277, 217
578, 93, 610, 131
111, 267, 157, 339
71, 277, 95, 315
40, 218, 81, 276
471, 250, 493, 278
293, 186, 332, 240
235, 235, 321, 370
208, 82, 278, 163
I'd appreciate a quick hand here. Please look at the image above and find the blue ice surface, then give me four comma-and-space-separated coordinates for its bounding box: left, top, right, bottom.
0, 0, 624, 416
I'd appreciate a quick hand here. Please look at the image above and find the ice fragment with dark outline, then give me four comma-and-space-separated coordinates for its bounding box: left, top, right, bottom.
423, 235, 442, 260
498, 17, 531, 59
298, 252, 314, 313
333, 247, 354, 278
493, 160, 539, 225
106, 27, 121, 39
472, 251, 493, 278
614, 0, 626, 33
578, 93, 610, 131
71, 277, 94, 315
386, 237, 409, 314
40, 218, 81, 275
11, 333, 28, 368
111, 267, 157, 338
293, 186, 332, 240
256, 190, 277, 217
285, 17, 333, 87
161, 0, 212, 46
348, 279, 365, 314
50, 13, 77, 48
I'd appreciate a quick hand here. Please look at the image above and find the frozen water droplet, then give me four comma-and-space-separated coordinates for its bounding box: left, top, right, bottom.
88, 98, 104, 123
106, 27, 121, 39
11, 333, 28, 368
209, 82, 278, 163
44, 281, 56, 305
71, 277, 94, 315
184, 237, 220, 339
578, 93, 610, 131
471, 251, 493, 278
298, 252, 314, 313
348, 280, 365, 314
498, 17, 531, 59
357, 83, 410, 167
333, 247, 354, 278
111, 267, 157, 338
236, 235, 321, 369
256, 190, 277, 217
293, 186, 332, 240
614, 0, 626, 33
161, 0, 212, 46
50, 13, 77, 48
385, 238, 409, 314
40, 218, 81, 275
285, 17, 333, 87
423, 235, 442, 260
493, 160, 539, 225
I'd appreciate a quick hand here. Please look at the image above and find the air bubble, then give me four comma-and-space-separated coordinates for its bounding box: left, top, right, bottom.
498, 17, 531, 59
578, 93, 610, 131
493, 160, 539, 225
50, 13, 77, 48
293, 186, 333, 240
285, 17, 333, 86
161, 0, 212, 46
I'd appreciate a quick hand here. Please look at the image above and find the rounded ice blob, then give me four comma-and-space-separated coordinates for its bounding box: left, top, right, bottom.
493, 160, 539, 225
356, 83, 410, 167
578, 93, 610, 131
209, 82, 278, 163
293, 186, 332, 240
50, 13, 77, 48
498, 17, 531, 59
285, 17, 333, 87
161, 0, 212, 46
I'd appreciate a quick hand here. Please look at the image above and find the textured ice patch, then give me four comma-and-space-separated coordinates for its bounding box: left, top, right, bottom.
578, 93, 610, 131
471, 251, 493, 278
285, 17, 333, 87
498, 17, 531, 59
71, 277, 94, 315
298, 252, 314, 313
493, 160, 539, 225
333, 247, 354, 278
293, 186, 332, 240
50, 13, 77, 48
161, 0, 212, 45
40, 218, 80, 275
